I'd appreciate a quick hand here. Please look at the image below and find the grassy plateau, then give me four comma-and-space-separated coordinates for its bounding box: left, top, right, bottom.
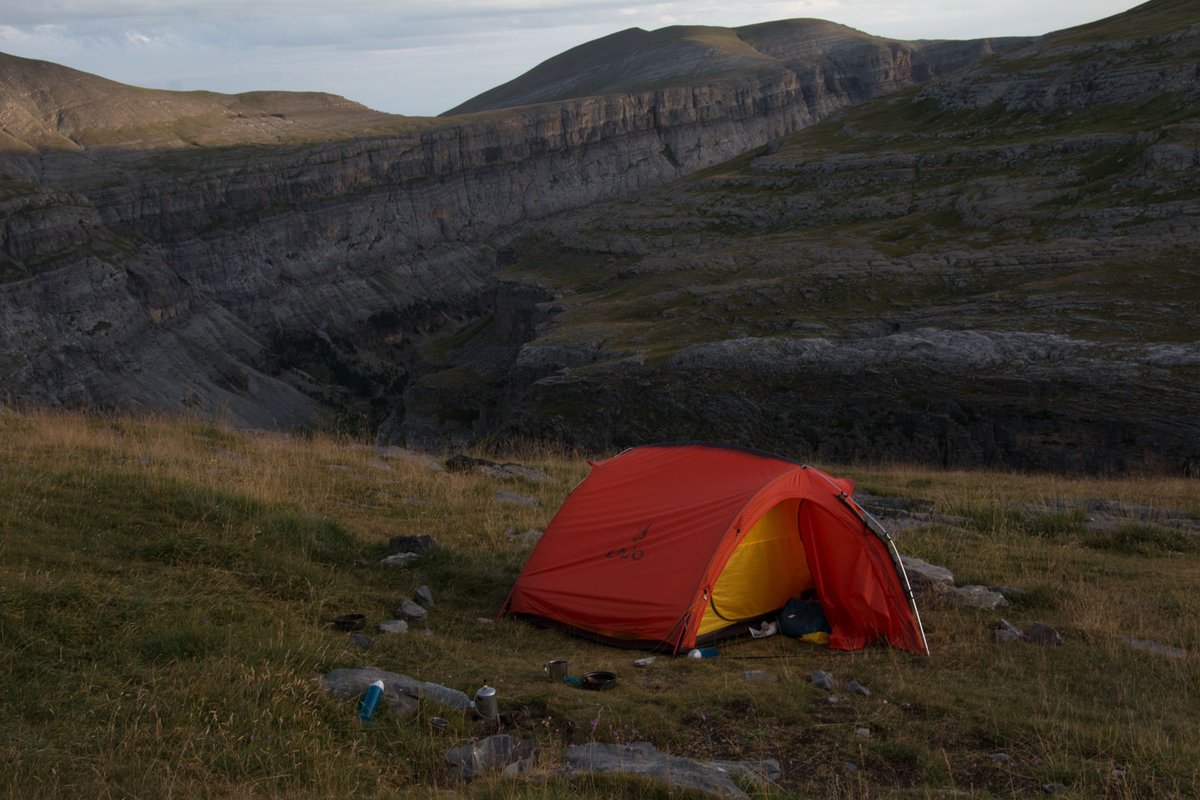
0, 408, 1197, 798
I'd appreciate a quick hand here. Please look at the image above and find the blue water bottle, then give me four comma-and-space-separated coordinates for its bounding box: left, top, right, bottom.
688, 647, 720, 659
359, 679, 385, 722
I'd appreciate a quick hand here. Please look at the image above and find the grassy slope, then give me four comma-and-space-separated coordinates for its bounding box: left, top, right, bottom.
0, 52, 425, 152
1, 408, 1197, 798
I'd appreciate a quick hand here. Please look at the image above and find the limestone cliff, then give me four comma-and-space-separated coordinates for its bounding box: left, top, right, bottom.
410, 0, 1200, 473
0, 23, 1011, 431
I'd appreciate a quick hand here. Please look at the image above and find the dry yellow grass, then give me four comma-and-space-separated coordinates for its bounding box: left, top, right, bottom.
1, 407, 1197, 799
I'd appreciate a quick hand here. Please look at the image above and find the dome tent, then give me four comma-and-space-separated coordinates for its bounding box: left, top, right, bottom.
503, 444, 928, 654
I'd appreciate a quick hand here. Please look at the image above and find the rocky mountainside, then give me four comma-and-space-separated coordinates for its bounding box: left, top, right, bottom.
0, 22, 1010, 432
446, 20, 1021, 113
413, 0, 1200, 473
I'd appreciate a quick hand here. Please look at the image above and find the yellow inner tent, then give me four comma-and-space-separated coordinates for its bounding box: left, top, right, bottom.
697, 499, 812, 636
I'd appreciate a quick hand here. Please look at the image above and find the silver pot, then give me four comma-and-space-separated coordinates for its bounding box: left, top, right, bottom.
473, 684, 498, 719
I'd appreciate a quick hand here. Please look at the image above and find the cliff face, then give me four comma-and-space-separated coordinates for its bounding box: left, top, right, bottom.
0, 27, 1008, 430
409, 1, 1200, 473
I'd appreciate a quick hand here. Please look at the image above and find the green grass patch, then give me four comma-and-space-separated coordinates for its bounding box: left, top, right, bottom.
1, 410, 1199, 797
1085, 523, 1199, 556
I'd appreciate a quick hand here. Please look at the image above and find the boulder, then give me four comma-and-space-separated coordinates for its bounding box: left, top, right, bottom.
395, 599, 427, 622
414, 585, 435, 607
1027, 622, 1063, 646
900, 555, 955, 590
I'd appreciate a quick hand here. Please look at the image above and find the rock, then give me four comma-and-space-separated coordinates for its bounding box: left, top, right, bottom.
562, 741, 778, 799
990, 753, 1011, 763
1027, 622, 1063, 646
477, 463, 553, 484
1121, 637, 1188, 658
811, 670, 838, 690
501, 757, 536, 777
742, 670, 777, 683
633, 656, 656, 667
474, 617, 494, 626
954, 584, 1009, 609
395, 599, 428, 622
991, 584, 1029, 599
708, 758, 782, 787
319, 667, 421, 717
378, 619, 409, 634
900, 555, 955, 590
994, 619, 1025, 644
380, 552, 420, 567
826, 694, 841, 704
846, 680, 871, 697
445, 735, 534, 780
855, 727, 870, 738
844, 762, 859, 774
388, 535, 437, 555
496, 489, 539, 507
414, 585, 435, 607
347, 633, 374, 650
1043, 783, 1067, 794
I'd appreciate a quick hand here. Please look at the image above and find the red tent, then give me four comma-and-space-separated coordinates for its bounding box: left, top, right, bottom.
503, 444, 928, 654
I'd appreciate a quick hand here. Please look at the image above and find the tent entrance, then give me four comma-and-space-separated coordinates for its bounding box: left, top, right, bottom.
696, 499, 813, 637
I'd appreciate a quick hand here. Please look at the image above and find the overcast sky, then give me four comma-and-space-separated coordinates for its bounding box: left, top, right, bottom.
1, 1, 1145, 116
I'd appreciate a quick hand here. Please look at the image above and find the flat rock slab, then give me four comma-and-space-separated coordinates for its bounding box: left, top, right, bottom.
900, 555, 954, 588
496, 489, 540, 507
378, 619, 409, 634
380, 552, 420, 567
395, 599, 427, 621
477, 464, 553, 484
320, 667, 472, 711
320, 667, 420, 717
1122, 637, 1188, 658
562, 741, 779, 799
954, 584, 1009, 609
446, 734, 534, 780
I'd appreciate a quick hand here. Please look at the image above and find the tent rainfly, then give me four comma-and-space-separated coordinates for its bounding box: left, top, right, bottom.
503, 444, 928, 654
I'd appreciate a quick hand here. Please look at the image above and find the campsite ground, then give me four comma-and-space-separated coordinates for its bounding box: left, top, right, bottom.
1, 408, 1197, 798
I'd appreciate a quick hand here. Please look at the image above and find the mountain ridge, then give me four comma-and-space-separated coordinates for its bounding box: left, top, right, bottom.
445, 18, 1025, 114
1, 0, 1196, 472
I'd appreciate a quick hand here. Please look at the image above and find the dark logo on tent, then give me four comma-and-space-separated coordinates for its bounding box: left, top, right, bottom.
606, 524, 649, 561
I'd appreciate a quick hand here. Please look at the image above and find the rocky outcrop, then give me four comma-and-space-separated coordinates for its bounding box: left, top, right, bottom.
0, 23, 1011, 429
402, 1, 1200, 473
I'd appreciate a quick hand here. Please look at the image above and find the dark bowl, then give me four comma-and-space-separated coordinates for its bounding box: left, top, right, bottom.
581, 670, 618, 690
331, 613, 366, 631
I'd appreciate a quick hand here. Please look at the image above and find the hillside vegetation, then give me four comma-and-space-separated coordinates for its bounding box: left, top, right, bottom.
0, 52, 423, 152
1, 408, 1197, 798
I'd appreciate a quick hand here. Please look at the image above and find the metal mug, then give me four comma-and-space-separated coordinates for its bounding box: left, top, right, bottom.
544, 659, 568, 682
474, 685, 498, 719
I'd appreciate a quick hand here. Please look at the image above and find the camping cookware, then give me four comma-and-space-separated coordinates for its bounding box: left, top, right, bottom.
473, 684, 498, 719
544, 659, 568, 682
